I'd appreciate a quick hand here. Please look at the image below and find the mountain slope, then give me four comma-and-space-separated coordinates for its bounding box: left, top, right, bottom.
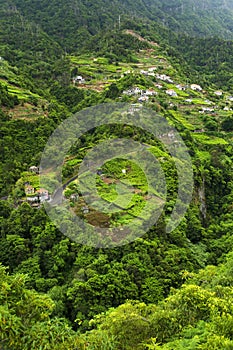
145, 0, 233, 39
1, 0, 233, 52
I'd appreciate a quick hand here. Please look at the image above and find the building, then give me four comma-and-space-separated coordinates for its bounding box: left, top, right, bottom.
214, 91, 223, 96
166, 89, 177, 97
191, 84, 202, 92
29, 166, 39, 174
82, 206, 89, 214
36, 188, 49, 202
176, 84, 186, 91
25, 185, 35, 195
156, 74, 174, 83
70, 193, 79, 202
72, 75, 85, 84
138, 95, 149, 103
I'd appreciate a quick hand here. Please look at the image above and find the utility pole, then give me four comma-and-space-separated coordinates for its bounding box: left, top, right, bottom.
118, 15, 121, 30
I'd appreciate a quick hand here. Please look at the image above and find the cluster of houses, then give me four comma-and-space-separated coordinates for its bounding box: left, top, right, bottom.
25, 166, 50, 206
25, 184, 50, 203
70, 62, 233, 116
123, 87, 157, 103
200, 107, 215, 113
140, 67, 157, 77
156, 74, 174, 83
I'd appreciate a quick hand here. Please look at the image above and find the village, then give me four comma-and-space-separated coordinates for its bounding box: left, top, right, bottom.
15, 45, 232, 217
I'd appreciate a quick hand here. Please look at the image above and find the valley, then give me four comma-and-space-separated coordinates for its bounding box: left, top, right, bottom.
0, 1, 233, 349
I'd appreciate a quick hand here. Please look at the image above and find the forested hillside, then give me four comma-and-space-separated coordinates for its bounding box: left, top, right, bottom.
0, 1, 233, 349
2, 0, 233, 51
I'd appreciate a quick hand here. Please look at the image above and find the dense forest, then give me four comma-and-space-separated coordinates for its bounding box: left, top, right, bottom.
1, 0, 233, 348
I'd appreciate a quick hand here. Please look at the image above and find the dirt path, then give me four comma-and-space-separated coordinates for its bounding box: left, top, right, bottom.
124, 30, 159, 47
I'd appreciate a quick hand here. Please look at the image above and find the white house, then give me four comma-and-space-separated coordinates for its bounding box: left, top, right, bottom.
214, 91, 223, 96
138, 95, 149, 103
166, 89, 177, 97
123, 87, 143, 96
73, 75, 85, 84
191, 84, 202, 92
157, 74, 174, 83
29, 166, 39, 174
148, 72, 156, 77
176, 84, 186, 91
144, 90, 157, 96
37, 188, 49, 202
200, 107, 214, 113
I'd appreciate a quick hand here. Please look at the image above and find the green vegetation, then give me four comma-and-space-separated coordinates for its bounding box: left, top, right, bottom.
1, 1, 233, 348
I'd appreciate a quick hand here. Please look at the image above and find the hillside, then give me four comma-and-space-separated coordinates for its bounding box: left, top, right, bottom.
1, 0, 233, 53
1, 3, 233, 349
1, 1, 233, 93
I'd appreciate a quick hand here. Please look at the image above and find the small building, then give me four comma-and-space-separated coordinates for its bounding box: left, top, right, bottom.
138, 95, 149, 103
25, 185, 35, 195
27, 196, 39, 203
201, 107, 214, 113
29, 166, 39, 174
214, 91, 223, 96
70, 193, 79, 202
73, 75, 85, 84
144, 90, 157, 96
166, 89, 177, 97
156, 74, 173, 83
123, 87, 142, 96
36, 188, 49, 202
176, 84, 186, 91
191, 84, 202, 92
82, 206, 89, 214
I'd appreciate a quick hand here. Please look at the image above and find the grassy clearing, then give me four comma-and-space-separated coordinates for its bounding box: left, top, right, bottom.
169, 110, 194, 130
193, 134, 228, 145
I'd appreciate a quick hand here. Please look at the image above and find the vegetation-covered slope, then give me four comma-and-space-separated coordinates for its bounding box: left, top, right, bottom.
2, 0, 233, 52
0, 2, 233, 349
